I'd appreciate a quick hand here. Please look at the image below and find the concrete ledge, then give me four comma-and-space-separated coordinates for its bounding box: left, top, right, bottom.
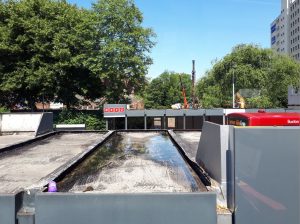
55, 124, 86, 131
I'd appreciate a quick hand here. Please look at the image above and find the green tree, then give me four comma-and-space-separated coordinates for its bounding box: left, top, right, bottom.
0, 0, 155, 108
91, 0, 155, 103
144, 71, 192, 109
0, 0, 99, 108
196, 44, 300, 108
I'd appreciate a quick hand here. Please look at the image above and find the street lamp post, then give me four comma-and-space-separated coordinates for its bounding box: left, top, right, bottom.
232, 65, 236, 108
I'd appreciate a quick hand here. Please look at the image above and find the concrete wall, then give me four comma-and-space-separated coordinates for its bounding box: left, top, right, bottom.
196, 122, 229, 197
0, 113, 53, 135
0, 113, 41, 132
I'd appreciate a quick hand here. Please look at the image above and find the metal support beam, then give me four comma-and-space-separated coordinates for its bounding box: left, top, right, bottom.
125, 116, 128, 130
163, 116, 166, 129
223, 113, 226, 125
106, 120, 108, 130
144, 115, 147, 130
183, 115, 186, 130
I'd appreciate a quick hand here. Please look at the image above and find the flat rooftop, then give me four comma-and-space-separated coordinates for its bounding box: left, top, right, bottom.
0, 133, 35, 149
0, 133, 104, 193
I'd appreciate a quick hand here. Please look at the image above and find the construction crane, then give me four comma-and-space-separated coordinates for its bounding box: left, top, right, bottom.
191, 60, 196, 109
179, 75, 188, 109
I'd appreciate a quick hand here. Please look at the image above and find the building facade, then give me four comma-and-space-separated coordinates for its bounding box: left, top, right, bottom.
271, 0, 300, 60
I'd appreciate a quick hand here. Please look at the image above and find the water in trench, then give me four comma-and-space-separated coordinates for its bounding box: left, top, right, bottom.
57, 132, 205, 193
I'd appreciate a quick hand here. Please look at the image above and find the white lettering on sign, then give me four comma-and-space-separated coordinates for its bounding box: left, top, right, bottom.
104, 108, 125, 113
287, 119, 300, 124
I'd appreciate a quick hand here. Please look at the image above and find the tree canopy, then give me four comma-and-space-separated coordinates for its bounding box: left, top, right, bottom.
144, 71, 192, 109
196, 44, 300, 108
0, 0, 155, 109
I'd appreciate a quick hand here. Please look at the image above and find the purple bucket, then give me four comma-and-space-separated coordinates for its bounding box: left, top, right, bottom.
48, 181, 57, 192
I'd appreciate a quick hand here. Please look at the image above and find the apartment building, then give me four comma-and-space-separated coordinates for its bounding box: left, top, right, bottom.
271, 0, 300, 60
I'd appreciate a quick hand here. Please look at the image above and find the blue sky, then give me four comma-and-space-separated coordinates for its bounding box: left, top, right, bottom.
68, 0, 280, 80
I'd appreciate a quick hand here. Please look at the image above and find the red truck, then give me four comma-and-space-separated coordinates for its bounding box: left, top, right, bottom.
227, 111, 300, 126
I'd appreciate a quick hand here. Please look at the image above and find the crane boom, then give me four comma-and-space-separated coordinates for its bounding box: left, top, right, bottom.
179, 75, 188, 109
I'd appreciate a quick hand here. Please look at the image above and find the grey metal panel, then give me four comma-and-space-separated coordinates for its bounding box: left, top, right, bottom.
196, 122, 229, 195
285, 109, 300, 113
265, 108, 285, 112
226, 126, 235, 211
165, 109, 184, 117
126, 110, 145, 117
35, 193, 217, 224
205, 109, 224, 116
185, 109, 205, 116
145, 109, 165, 117
0, 194, 18, 224
245, 108, 261, 113
234, 127, 300, 224
36, 113, 53, 136
104, 104, 126, 118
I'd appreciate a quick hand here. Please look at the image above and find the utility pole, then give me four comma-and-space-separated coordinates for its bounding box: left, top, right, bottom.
192, 60, 196, 109
232, 67, 235, 108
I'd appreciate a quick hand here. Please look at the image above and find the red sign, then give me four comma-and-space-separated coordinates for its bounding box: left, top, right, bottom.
104, 107, 125, 113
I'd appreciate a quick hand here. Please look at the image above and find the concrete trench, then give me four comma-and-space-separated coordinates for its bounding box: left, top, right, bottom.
56, 131, 207, 193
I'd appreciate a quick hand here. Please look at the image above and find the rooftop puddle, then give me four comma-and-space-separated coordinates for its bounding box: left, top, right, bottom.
57, 132, 205, 193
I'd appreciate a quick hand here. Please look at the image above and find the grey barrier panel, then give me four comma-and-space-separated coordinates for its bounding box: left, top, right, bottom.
205, 109, 224, 116
185, 109, 205, 116
234, 127, 300, 224
36, 112, 53, 136
145, 109, 166, 117
126, 110, 145, 117
265, 108, 285, 112
285, 109, 300, 113
35, 193, 217, 224
0, 193, 22, 224
196, 122, 229, 200
226, 126, 235, 211
165, 109, 184, 117
103, 104, 126, 118
244, 108, 261, 113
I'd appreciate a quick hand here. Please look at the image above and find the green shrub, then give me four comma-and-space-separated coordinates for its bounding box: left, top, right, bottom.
0, 106, 9, 113
55, 110, 105, 130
